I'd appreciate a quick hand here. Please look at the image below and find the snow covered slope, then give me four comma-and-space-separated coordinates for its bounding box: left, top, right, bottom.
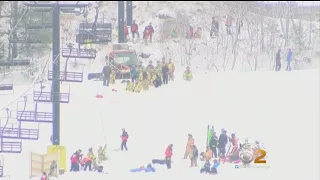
0, 68, 319, 180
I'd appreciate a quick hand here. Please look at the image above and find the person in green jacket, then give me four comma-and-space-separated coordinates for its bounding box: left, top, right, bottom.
209, 132, 218, 158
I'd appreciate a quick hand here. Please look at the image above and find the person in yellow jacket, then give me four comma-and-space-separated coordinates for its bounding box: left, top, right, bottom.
98, 145, 107, 163
183, 66, 193, 81
155, 60, 163, 80
184, 134, 194, 159
167, 59, 175, 81
200, 146, 213, 161
84, 147, 96, 171
125, 80, 134, 92
110, 70, 116, 84
133, 80, 142, 93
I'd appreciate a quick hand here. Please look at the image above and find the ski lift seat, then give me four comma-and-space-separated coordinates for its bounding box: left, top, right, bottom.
33, 91, 70, 103
0, 84, 13, 91
48, 71, 83, 83
0, 141, 22, 153
62, 47, 96, 59
0, 127, 39, 140
79, 22, 112, 30
17, 110, 53, 123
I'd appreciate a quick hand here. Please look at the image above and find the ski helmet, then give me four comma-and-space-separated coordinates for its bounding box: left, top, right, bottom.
231, 133, 235, 137
186, 66, 190, 70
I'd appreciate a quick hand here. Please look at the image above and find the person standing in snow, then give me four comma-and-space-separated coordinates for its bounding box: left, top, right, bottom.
165, 144, 173, 169
210, 17, 219, 37
225, 15, 232, 35
102, 62, 111, 87
162, 62, 169, 85
120, 128, 129, 151
131, 20, 139, 39
209, 132, 218, 158
275, 49, 281, 71
147, 23, 154, 43
218, 129, 228, 157
286, 48, 292, 71
190, 145, 198, 167
184, 134, 194, 159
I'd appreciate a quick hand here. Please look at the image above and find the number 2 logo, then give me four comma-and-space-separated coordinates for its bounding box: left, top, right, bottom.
254, 149, 267, 163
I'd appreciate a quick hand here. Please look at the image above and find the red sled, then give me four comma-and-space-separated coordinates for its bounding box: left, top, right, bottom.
96, 94, 104, 99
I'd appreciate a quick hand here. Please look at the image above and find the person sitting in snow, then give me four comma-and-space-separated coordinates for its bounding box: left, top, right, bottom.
200, 160, 211, 174
210, 159, 220, 174
200, 146, 213, 161
129, 164, 156, 173
125, 80, 134, 92
183, 66, 193, 81
153, 75, 162, 88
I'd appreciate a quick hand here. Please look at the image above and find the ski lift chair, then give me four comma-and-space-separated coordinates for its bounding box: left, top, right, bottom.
62, 43, 96, 59
16, 100, 53, 123
48, 62, 85, 83
77, 22, 112, 44
33, 81, 70, 103
0, 77, 14, 95
26, 8, 53, 30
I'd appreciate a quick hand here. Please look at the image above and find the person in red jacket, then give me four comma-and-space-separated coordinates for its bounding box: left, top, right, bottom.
40, 172, 48, 180
165, 144, 173, 169
120, 128, 129, 151
70, 150, 81, 172
131, 20, 139, 39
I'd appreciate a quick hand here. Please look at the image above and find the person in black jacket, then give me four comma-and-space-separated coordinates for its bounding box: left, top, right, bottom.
191, 145, 198, 167
275, 48, 281, 71
102, 62, 112, 86
162, 63, 169, 85
153, 75, 162, 88
209, 132, 218, 158
218, 129, 228, 157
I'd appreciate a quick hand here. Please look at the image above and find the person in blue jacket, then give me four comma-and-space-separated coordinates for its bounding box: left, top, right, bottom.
210, 159, 220, 174
129, 164, 156, 173
286, 48, 292, 71
130, 65, 137, 83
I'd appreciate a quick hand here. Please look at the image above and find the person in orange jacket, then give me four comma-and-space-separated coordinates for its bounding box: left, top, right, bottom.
200, 146, 213, 161
183, 134, 194, 159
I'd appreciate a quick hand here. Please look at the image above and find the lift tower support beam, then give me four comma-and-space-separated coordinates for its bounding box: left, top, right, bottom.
23, 2, 89, 146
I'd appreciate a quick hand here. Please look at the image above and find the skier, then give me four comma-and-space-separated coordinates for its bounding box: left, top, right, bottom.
183, 66, 193, 81
120, 128, 129, 151
167, 59, 175, 81
131, 20, 139, 39
102, 62, 111, 87
286, 48, 292, 71
153, 75, 162, 88
209, 132, 218, 158
200, 146, 212, 161
225, 15, 232, 35
275, 48, 281, 71
162, 62, 169, 85
190, 145, 198, 167
183, 134, 194, 159
218, 129, 228, 157
165, 144, 173, 169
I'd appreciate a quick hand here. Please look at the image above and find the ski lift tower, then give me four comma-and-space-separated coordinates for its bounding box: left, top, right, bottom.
23, 1, 89, 146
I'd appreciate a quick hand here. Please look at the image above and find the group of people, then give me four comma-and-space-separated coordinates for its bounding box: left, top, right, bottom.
125, 58, 175, 93
275, 48, 293, 71
123, 20, 155, 45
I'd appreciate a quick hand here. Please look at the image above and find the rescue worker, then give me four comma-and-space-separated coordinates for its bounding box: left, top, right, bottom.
125, 80, 134, 92
146, 61, 155, 85
102, 62, 111, 86
70, 150, 81, 172
165, 144, 173, 169
121, 128, 129, 151
191, 145, 198, 167
136, 61, 144, 82
183, 66, 193, 81
110, 70, 116, 84
153, 75, 162, 88
98, 145, 107, 163
155, 60, 163, 80
84, 147, 96, 171
142, 70, 149, 91
147, 22, 154, 43
131, 20, 139, 39
168, 59, 175, 81
200, 146, 213, 161
183, 134, 194, 159
133, 80, 142, 93
146, 60, 154, 70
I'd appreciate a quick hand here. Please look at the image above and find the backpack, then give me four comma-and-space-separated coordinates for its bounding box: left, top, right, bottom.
194, 148, 199, 157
